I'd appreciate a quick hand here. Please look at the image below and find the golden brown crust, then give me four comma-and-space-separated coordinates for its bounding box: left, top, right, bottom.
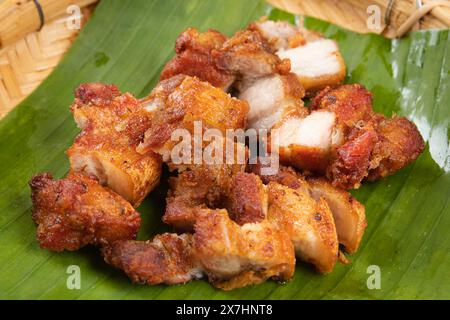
368, 115, 425, 180
68, 83, 162, 206
214, 30, 291, 79
307, 177, 367, 254
30, 173, 140, 252
163, 163, 243, 231
102, 233, 202, 285
302, 84, 425, 189
194, 208, 295, 290
251, 163, 366, 254
225, 172, 268, 225
328, 124, 379, 189
160, 28, 235, 90
268, 182, 338, 273
140, 76, 249, 158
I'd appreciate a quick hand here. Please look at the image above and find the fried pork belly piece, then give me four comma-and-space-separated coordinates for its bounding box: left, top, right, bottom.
139, 76, 249, 160
194, 208, 295, 290
67, 83, 162, 206
164, 161, 246, 231
102, 233, 203, 285
251, 163, 367, 254
249, 19, 321, 51
251, 19, 346, 94
30, 173, 140, 252
268, 182, 338, 273
271, 109, 343, 173
214, 30, 291, 80
312, 84, 425, 189
160, 28, 235, 90
224, 171, 338, 272
238, 73, 307, 130
307, 178, 366, 254
103, 208, 295, 290
367, 115, 426, 180
270, 84, 424, 189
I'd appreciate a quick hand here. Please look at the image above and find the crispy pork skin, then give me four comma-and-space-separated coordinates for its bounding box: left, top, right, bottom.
68, 83, 162, 206
194, 208, 295, 290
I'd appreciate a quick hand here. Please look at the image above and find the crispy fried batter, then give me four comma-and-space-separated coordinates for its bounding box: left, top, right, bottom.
139, 76, 249, 160
102, 233, 202, 285
268, 182, 338, 273
67, 83, 162, 206
160, 28, 235, 90
194, 208, 295, 290
30, 173, 140, 252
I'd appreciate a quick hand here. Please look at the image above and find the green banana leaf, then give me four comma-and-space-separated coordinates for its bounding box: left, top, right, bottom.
0, 0, 449, 300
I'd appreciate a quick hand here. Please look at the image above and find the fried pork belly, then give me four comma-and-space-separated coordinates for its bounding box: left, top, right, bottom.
251, 163, 367, 254
268, 182, 338, 273
277, 39, 346, 94
312, 84, 425, 189
271, 109, 343, 173
30, 173, 140, 252
307, 178, 366, 254
102, 233, 203, 285
238, 73, 307, 130
103, 208, 295, 290
160, 28, 235, 90
270, 84, 424, 189
251, 19, 345, 94
367, 115, 426, 180
214, 30, 291, 80
139, 75, 249, 161
67, 83, 162, 206
164, 160, 246, 231
194, 208, 295, 290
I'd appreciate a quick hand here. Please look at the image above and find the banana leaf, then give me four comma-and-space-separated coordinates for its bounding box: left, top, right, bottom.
0, 0, 449, 300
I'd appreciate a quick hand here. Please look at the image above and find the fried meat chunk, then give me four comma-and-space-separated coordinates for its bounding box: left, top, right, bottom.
251, 163, 367, 254
160, 28, 235, 90
214, 29, 291, 80
103, 208, 295, 290
67, 83, 162, 206
312, 84, 425, 189
271, 84, 424, 189
102, 233, 203, 285
30, 173, 140, 252
138, 76, 249, 161
250, 19, 346, 94
307, 178, 366, 254
163, 160, 246, 231
194, 208, 295, 290
268, 182, 338, 273
238, 73, 307, 130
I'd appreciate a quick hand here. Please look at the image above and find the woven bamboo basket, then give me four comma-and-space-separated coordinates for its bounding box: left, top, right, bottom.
0, 0, 449, 119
